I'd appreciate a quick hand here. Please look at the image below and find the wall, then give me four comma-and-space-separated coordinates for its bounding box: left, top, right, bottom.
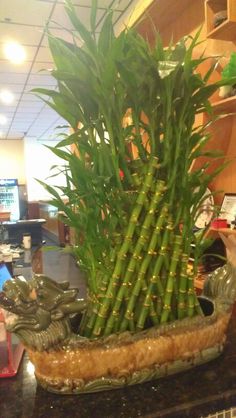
24, 137, 66, 202
0, 139, 26, 184
0, 136, 67, 203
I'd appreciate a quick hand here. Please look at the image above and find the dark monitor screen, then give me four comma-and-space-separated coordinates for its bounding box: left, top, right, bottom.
0, 263, 12, 291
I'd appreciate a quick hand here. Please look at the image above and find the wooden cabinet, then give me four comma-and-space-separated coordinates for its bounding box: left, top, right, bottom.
27, 201, 40, 219
205, 0, 236, 40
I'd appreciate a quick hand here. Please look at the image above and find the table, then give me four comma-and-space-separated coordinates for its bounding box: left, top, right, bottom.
2, 219, 46, 246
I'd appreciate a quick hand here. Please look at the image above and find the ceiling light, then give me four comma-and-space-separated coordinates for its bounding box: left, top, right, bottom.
0, 89, 14, 105
3, 41, 26, 64
0, 115, 8, 125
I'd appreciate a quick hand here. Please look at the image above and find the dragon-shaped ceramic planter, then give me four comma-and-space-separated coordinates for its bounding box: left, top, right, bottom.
0, 265, 235, 395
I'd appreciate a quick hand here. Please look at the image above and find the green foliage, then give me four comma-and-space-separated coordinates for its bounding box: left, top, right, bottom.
33, 0, 235, 337
222, 52, 236, 79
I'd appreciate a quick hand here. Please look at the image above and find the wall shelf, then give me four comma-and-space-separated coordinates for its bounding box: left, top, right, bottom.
207, 226, 236, 239
205, 0, 236, 40
211, 96, 236, 114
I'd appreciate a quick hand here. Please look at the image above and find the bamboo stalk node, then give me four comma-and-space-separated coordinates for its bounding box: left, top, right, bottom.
112, 282, 119, 288
172, 256, 181, 262
150, 275, 159, 283
125, 310, 134, 319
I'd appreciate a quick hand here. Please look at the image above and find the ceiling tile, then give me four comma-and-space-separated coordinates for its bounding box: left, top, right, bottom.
11, 120, 32, 128
0, 72, 28, 84
35, 46, 53, 62
13, 116, 37, 123
39, 0, 115, 6
16, 110, 41, 115
27, 73, 56, 86
7, 132, 24, 139
17, 101, 45, 111
0, 92, 21, 102
0, 0, 140, 143
20, 93, 42, 102
27, 125, 49, 135
0, 105, 18, 113
116, 0, 134, 10
0, 60, 33, 73
0, 23, 44, 46
0, 126, 9, 133
0, 118, 11, 128
1, 83, 26, 93
1, 0, 53, 26
39, 110, 58, 119
0, 111, 14, 117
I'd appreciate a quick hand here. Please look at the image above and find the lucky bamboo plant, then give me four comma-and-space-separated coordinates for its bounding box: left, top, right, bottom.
34, 0, 235, 339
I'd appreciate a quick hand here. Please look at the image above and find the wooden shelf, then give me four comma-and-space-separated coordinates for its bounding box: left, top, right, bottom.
207, 227, 236, 239
211, 96, 236, 114
207, 18, 236, 40
205, 0, 236, 40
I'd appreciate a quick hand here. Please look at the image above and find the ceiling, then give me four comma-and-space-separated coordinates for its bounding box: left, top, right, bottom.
0, 0, 143, 141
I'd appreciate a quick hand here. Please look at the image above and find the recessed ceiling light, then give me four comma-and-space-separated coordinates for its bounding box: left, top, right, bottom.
0, 89, 14, 105
0, 115, 8, 125
3, 41, 26, 64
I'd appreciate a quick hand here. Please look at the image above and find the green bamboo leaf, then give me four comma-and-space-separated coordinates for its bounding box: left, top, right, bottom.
203, 59, 220, 83
32, 88, 79, 128
45, 145, 72, 161
90, 0, 98, 35
98, 10, 114, 55
65, 0, 97, 54
47, 35, 80, 74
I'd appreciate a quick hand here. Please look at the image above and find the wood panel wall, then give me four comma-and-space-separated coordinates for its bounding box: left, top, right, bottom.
136, 0, 236, 205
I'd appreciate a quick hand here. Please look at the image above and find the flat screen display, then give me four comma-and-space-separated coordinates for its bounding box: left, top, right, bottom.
0, 263, 12, 291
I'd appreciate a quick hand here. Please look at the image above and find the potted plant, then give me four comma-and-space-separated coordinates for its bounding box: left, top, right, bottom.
219, 52, 236, 98
1, 0, 236, 395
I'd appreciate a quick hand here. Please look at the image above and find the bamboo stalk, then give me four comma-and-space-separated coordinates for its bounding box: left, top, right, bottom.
177, 252, 190, 319
133, 223, 172, 330
119, 206, 170, 332
90, 157, 159, 337
187, 273, 195, 317
102, 181, 167, 336
160, 235, 183, 324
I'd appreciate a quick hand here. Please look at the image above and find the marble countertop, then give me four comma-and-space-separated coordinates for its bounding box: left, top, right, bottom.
1, 310, 236, 418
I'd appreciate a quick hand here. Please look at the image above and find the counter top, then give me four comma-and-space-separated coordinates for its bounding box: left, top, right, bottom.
2, 219, 46, 226
1, 310, 236, 418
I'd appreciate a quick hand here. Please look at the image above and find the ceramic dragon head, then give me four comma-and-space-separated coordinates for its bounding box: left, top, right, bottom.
0, 274, 87, 351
